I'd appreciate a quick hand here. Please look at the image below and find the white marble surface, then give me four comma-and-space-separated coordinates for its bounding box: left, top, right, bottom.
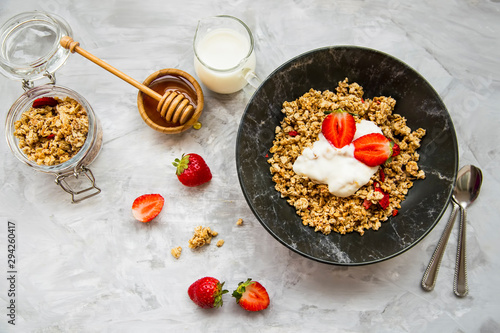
0, 0, 499, 332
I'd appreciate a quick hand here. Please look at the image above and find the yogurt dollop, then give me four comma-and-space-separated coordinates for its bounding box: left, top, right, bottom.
292, 120, 383, 197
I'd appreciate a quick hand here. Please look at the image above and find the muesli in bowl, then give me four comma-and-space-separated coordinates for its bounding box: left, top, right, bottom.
268, 79, 426, 235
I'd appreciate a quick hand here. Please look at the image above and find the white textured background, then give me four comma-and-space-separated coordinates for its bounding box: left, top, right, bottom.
0, 0, 499, 332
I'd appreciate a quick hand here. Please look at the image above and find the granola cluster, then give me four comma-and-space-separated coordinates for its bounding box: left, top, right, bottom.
268, 79, 426, 235
14, 97, 89, 166
172, 223, 231, 259
171, 246, 182, 259
188, 226, 219, 249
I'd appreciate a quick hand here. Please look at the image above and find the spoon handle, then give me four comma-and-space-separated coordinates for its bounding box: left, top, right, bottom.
454, 206, 468, 297
421, 201, 460, 291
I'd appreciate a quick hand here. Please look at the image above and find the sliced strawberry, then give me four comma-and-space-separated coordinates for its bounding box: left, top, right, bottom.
321, 109, 356, 148
232, 278, 270, 312
353, 133, 397, 167
378, 191, 390, 209
374, 182, 390, 209
391, 143, 400, 157
131, 194, 165, 222
363, 199, 372, 210
32, 97, 58, 108
379, 168, 385, 182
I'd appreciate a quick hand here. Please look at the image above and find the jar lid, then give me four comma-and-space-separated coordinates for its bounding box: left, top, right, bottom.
0, 11, 72, 83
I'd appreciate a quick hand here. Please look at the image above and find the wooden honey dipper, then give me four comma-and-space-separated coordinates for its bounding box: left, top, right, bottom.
60, 36, 195, 125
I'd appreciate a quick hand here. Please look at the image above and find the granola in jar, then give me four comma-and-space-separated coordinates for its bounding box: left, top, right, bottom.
13, 97, 89, 166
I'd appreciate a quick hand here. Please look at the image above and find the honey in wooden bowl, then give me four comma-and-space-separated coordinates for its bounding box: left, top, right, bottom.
137, 68, 204, 134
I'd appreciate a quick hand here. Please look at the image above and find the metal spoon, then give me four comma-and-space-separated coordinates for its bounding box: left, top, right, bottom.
453, 165, 483, 297
421, 175, 461, 291
421, 165, 482, 293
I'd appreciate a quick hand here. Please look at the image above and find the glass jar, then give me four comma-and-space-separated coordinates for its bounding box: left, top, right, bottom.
1, 11, 102, 203
5, 85, 103, 202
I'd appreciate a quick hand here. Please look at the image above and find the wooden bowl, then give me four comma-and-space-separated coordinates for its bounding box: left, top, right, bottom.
137, 68, 204, 134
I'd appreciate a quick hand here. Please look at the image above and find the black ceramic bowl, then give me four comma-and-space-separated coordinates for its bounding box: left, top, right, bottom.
236, 46, 458, 265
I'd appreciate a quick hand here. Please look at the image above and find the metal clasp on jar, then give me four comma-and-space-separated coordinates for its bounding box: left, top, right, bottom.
22, 71, 57, 91
55, 165, 101, 203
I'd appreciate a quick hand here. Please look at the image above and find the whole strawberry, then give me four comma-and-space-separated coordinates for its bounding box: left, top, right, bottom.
188, 277, 228, 309
232, 278, 270, 312
173, 153, 212, 187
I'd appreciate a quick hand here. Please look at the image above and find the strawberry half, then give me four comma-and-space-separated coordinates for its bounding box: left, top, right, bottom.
172, 153, 212, 187
353, 133, 400, 167
188, 277, 228, 309
321, 109, 356, 148
32, 97, 58, 108
131, 194, 165, 222
232, 278, 270, 312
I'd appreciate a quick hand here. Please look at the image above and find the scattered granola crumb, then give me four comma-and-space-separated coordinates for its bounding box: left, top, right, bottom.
188, 226, 218, 249
171, 246, 182, 259
216, 239, 225, 247
236, 218, 243, 226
